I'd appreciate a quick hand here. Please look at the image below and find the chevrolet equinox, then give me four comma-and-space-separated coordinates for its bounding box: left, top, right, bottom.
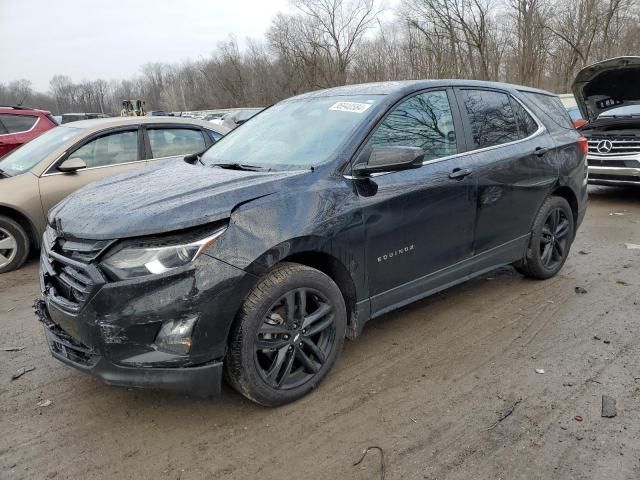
35, 80, 588, 406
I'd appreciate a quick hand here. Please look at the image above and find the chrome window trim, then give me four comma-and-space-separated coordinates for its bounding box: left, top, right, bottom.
344, 92, 546, 179
0, 116, 40, 137
41, 159, 147, 177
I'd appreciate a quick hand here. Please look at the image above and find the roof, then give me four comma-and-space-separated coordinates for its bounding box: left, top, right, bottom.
0, 105, 51, 114
62, 116, 230, 134
287, 79, 556, 101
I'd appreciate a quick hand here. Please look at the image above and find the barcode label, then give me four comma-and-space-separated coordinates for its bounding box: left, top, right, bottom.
329, 102, 372, 113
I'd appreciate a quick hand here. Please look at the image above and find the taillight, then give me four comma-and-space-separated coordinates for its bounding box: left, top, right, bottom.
578, 137, 589, 155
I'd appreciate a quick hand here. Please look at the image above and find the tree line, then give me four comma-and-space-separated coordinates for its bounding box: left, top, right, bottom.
1, 0, 638, 115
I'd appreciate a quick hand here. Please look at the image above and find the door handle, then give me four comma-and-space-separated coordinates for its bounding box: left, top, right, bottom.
449, 168, 473, 180
534, 146, 550, 157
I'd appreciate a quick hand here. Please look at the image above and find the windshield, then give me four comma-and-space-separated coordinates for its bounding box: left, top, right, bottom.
0, 126, 80, 176
201, 95, 382, 170
599, 105, 640, 117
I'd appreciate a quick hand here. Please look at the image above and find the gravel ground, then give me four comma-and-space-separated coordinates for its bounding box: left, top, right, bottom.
1, 185, 639, 480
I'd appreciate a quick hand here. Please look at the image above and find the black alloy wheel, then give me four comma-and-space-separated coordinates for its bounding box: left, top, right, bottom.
226, 262, 347, 406
254, 288, 335, 390
539, 207, 571, 270
514, 195, 574, 280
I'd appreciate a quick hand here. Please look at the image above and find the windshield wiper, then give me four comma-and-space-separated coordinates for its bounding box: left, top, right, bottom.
210, 163, 268, 172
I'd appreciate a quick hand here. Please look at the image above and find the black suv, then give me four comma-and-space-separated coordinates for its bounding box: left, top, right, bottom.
36, 80, 588, 406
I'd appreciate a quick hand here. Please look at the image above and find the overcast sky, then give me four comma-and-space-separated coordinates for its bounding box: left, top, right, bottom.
0, 0, 293, 91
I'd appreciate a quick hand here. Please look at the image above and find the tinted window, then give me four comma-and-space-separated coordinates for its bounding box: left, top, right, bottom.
462, 90, 519, 149
69, 130, 138, 168
369, 90, 457, 161
510, 97, 538, 137
521, 92, 574, 129
147, 128, 205, 158
0, 114, 38, 133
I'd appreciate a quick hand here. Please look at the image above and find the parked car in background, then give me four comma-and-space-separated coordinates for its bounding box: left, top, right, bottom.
573, 56, 640, 186
220, 108, 263, 129
567, 106, 588, 128
0, 106, 58, 158
147, 111, 175, 117
204, 112, 225, 122
35, 80, 587, 406
61, 113, 110, 124
0, 117, 229, 273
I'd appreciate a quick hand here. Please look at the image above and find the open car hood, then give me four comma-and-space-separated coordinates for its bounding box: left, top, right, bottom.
572, 56, 640, 122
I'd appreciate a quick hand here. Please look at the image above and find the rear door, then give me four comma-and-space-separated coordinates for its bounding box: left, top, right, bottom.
455, 87, 556, 264
143, 125, 209, 162
357, 89, 477, 314
38, 127, 146, 219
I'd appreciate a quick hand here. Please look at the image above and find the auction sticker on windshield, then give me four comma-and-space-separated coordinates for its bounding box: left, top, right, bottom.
329, 102, 372, 113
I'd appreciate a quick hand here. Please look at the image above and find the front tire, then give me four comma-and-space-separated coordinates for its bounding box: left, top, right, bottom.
226, 262, 347, 406
515, 196, 574, 280
0, 215, 30, 274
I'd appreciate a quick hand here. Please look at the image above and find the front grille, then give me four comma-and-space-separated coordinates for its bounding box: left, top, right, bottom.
588, 137, 640, 156
34, 299, 99, 367
589, 173, 640, 183
588, 159, 640, 168
40, 226, 112, 312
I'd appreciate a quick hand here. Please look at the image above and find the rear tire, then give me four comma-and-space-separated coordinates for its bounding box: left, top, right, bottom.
515, 196, 574, 280
226, 262, 346, 406
0, 215, 30, 274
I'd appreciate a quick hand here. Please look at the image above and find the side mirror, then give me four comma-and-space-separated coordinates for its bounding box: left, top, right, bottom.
353, 146, 425, 176
58, 158, 87, 173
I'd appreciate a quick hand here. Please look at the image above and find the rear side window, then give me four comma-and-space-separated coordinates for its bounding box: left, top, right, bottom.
510, 97, 539, 137
368, 90, 458, 161
147, 128, 206, 158
461, 90, 520, 149
0, 114, 38, 133
520, 92, 574, 129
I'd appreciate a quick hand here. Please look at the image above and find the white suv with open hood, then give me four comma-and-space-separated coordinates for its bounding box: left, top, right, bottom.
573, 56, 640, 186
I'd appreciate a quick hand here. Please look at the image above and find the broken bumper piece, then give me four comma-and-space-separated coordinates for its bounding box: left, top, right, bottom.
34, 299, 223, 398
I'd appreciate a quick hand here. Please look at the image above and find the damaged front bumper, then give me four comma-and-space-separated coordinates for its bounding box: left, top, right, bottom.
36, 233, 257, 398
35, 299, 223, 397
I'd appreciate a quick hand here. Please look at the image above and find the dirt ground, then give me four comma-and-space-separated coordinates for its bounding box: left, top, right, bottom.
1, 185, 639, 480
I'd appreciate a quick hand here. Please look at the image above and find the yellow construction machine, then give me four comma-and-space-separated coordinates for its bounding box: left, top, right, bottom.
120, 99, 146, 117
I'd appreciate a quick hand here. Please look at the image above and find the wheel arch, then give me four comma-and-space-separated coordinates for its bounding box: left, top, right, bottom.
244, 239, 363, 339
0, 205, 39, 249
550, 185, 579, 232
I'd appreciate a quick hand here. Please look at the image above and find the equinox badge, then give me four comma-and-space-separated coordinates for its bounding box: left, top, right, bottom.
378, 245, 414, 262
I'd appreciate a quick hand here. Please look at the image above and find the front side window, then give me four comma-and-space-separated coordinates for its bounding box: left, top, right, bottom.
0, 114, 38, 133
368, 90, 457, 161
147, 128, 206, 158
68, 130, 138, 168
461, 90, 520, 149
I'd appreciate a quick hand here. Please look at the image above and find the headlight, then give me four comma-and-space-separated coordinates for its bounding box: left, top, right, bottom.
101, 226, 226, 280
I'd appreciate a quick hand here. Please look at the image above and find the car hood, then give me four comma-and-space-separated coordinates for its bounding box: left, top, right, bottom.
572, 56, 640, 122
49, 159, 306, 240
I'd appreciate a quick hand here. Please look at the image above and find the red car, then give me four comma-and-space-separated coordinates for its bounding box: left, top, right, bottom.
0, 106, 58, 158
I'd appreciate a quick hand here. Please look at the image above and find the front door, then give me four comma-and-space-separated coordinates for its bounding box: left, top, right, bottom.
38, 128, 146, 224
354, 89, 477, 315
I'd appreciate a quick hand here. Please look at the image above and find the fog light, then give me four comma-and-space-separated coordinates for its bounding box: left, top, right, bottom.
155, 316, 198, 354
